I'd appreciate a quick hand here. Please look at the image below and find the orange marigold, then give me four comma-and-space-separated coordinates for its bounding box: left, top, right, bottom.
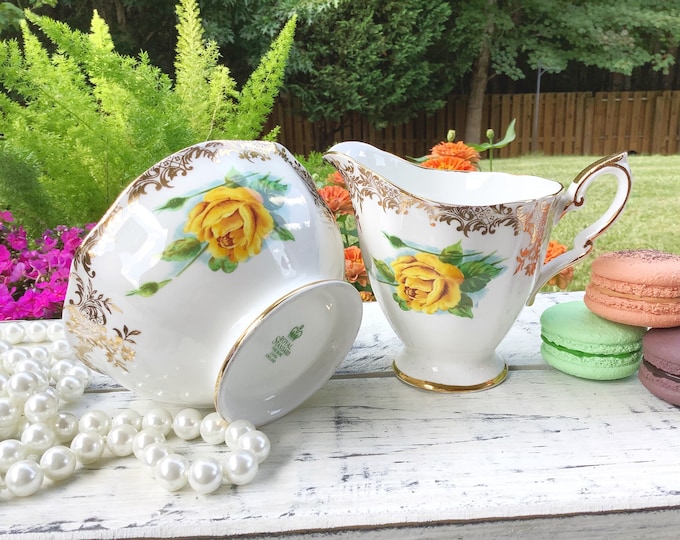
429, 141, 480, 163
544, 240, 567, 262
344, 246, 369, 287
544, 240, 574, 289
327, 170, 346, 186
421, 156, 477, 171
318, 185, 354, 216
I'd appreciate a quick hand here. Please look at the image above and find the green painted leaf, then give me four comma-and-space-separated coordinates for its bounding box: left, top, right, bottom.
161, 237, 203, 261
448, 293, 473, 318
272, 224, 295, 241
459, 259, 504, 293
374, 258, 396, 284
220, 258, 238, 273
208, 256, 238, 273
126, 280, 171, 297
393, 292, 410, 311
438, 241, 464, 266
383, 232, 407, 248
157, 196, 189, 211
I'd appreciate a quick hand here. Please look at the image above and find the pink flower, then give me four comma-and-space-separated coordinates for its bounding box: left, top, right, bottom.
0, 212, 93, 320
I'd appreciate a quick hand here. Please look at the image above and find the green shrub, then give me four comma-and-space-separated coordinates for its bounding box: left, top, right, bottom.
0, 0, 295, 228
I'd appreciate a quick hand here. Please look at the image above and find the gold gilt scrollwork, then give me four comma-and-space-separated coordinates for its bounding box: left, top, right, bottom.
513, 200, 552, 277
338, 161, 521, 237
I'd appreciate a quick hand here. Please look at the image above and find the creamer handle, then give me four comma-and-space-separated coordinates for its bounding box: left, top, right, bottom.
527, 152, 632, 304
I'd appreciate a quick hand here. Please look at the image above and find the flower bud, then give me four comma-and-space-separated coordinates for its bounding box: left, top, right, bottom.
446, 129, 456, 142
486, 128, 495, 141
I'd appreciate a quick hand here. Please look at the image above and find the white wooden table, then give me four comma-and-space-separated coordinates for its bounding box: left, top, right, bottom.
3, 291, 680, 539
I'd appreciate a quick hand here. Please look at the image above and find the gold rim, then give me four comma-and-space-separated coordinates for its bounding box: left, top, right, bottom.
213, 279, 345, 410
392, 362, 508, 393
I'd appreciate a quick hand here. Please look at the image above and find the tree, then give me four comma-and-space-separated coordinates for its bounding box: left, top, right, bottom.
279, 0, 462, 149
463, 0, 680, 143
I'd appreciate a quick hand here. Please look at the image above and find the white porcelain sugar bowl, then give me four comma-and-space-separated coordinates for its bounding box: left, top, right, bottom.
63, 140, 362, 426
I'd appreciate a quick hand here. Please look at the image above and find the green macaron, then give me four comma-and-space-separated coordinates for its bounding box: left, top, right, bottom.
540, 300, 646, 380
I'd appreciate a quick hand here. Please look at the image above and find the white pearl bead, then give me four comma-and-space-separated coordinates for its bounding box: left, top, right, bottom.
224, 418, 255, 449
0, 439, 27, 473
56, 375, 85, 402
21, 422, 57, 454
50, 358, 76, 382
3, 323, 26, 345
188, 457, 223, 494
4, 348, 30, 374
0, 339, 11, 356
142, 407, 173, 436
173, 408, 202, 440
106, 424, 137, 457
65, 364, 90, 386
0, 372, 8, 396
25, 321, 48, 343
140, 442, 172, 473
24, 391, 59, 423
70, 431, 105, 465
155, 453, 189, 491
13, 356, 45, 372
6, 371, 40, 404
5, 459, 44, 496
40, 445, 77, 481
53, 412, 79, 443
132, 428, 165, 460
0, 396, 20, 428
28, 345, 51, 364
46, 321, 66, 342
78, 410, 111, 436
0, 423, 18, 439
112, 409, 143, 431
223, 449, 258, 485
237, 430, 271, 464
50, 339, 73, 360
200, 412, 228, 444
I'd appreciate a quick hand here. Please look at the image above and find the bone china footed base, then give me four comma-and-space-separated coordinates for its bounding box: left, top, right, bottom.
216, 280, 363, 427
392, 351, 508, 392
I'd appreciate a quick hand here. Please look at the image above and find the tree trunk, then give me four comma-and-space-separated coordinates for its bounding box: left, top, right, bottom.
464, 0, 495, 144
464, 39, 491, 144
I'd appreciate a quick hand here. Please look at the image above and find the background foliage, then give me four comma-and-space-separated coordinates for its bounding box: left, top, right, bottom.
0, 0, 295, 232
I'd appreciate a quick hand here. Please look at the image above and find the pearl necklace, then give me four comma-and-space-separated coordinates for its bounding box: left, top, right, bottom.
0, 320, 270, 497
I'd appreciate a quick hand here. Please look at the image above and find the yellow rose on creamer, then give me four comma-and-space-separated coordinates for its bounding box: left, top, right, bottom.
391, 252, 464, 314
185, 186, 275, 263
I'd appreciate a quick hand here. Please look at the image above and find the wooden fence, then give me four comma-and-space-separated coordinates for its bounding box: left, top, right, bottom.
265, 90, 680, 158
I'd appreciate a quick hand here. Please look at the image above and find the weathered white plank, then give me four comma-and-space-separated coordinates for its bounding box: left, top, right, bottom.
2, 364, 678, 539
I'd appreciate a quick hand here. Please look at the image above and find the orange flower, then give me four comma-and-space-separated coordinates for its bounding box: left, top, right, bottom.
544, 240, 574, 290
421, 156, 477, 171
544, 240, 567, 262
344, 246, 369, 287
318, 185, 354, 216
327, 171, 346, 187
429, 141, 480, 163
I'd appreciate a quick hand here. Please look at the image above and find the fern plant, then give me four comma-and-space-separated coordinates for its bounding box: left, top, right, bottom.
0, 0, 296, 229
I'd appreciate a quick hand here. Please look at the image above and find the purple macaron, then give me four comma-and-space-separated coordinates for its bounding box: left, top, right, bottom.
639, 327, 680, 406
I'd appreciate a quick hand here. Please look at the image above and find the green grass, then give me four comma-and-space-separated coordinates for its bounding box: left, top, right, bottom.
494, 154, 680, 291
298, 152, 680, 292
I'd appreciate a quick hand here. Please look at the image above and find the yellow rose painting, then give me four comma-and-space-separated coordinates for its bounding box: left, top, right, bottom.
185, 186, 274, 263
127, 169, 294, 297
373, 233, 505, 318
391, 253, 464, 314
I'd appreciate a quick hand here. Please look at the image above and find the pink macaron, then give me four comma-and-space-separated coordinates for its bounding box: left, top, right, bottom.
639, 327, 680, 406
584, 249, 680, 328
